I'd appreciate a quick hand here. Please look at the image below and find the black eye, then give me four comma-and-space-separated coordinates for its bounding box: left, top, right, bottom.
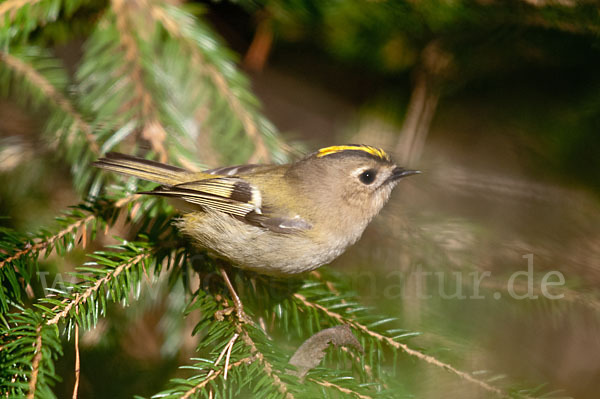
359, 169, 377, 185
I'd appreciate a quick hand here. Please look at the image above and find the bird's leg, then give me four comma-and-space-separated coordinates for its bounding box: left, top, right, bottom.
218, 264, 250, 324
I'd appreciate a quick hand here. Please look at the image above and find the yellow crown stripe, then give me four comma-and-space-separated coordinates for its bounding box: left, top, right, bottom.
316, 145, 391, 161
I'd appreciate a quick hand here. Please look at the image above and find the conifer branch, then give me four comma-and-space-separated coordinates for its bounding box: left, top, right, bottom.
0, 194, 139, 271
340, 346, 375, 380
309, 378, 372, 399
147, 2, 271, 163
46, 251, 151, 326
238, 325, 295, 399
0, 214, 95, 271
1, 311, 62, 398
293, 293, 511, 398
25, 325, 43, 399
0, 51, 99, 154
111, 0, 168, 161
180, 355, 256, 399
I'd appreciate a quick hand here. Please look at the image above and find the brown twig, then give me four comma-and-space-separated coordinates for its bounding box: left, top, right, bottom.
146, 2, 271, 163
293, 293, 512, 398
309, 378, 372, 399
72, 323, 80, 399
238, 325, 296, 399
395, 66, 438, 166
114, 193, 141, 208
181, 355, 256, 399
26, 325, 43, 399
202, 332, 239, 384
0, 193, 139, 271
340, 346, 375, 381
243, 11, 274, 72
0, 51, 99, 154
219, 267, 250, 323
223, 333, 237, 380
111, 0, 168, 162
210, 270, 294, 397
211, 266, 294, 397
0, 214, 95, 270
395, 41, 451, 166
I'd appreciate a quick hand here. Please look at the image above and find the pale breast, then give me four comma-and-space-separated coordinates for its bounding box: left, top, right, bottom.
176, 209, 366, 275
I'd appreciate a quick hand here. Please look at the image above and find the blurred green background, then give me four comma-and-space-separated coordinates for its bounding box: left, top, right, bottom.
1, 0, 599, 398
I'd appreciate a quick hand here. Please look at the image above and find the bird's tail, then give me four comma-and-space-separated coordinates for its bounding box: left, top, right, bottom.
93, 152, 192, 185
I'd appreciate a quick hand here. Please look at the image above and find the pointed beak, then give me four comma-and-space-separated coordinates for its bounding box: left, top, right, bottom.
388, 167, 421, 183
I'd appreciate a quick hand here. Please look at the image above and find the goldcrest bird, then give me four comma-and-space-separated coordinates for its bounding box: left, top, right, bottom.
94, 145, 419, 276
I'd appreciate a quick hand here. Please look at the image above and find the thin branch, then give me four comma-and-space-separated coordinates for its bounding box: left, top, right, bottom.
213, 270, 294, 397
394, 64, 431, 165
0, 0, 40, 20
26, 325, 43, 399
0, 51, 99, 154
72, 323, 80, 399
293, 293, 513, 399
212, 272, 295, 397
238, 325, 295, 399
223, 333, 237, 380
0, 193, 139, 271
146, 2, 271, 163
181, 355, 256, 399
340, 346, 375, 381
219, 266, 249, 323
202, 332, 239, 384
243, 11, 273, 72
0, 214, 95, 270
114, 193, 141, 208
111, 0, 168, 161
309, 378, 372, 399
46, 252, 151, 326
395, 41, 450, 166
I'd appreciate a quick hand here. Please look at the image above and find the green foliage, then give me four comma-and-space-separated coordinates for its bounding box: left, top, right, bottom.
1, 309, 63, 399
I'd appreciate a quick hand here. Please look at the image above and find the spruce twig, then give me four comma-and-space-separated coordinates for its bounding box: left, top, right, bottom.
0, 215, 95, 271
111, 0, 168, 161
293, 293, 514, 399
146, 2, 272, 163
25, 325, 43, 399
45, 251, 151, 326
0, 51, 99, 153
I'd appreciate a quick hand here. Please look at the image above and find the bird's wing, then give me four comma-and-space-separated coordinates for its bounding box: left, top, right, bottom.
95, 153, 311, 232
244, 212, 313, 234
145, 177, 261, 218
145, 176, 312, 233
